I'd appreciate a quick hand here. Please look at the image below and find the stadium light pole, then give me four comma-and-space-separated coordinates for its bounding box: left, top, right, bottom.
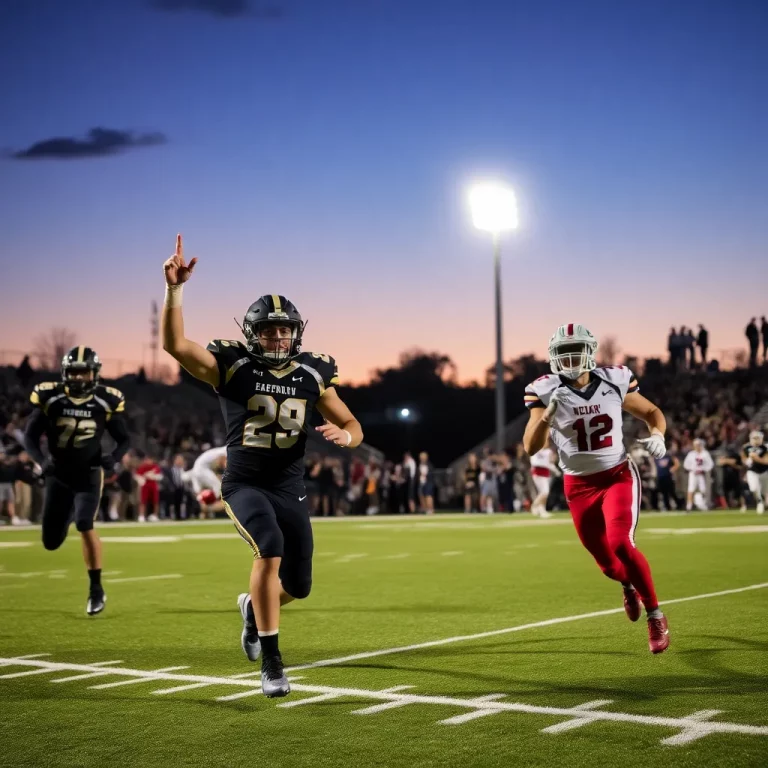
468, 182, 519, 454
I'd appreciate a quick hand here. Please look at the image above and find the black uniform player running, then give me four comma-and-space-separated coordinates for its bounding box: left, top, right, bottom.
161, 235, 363, 698
23, 347, 130, 615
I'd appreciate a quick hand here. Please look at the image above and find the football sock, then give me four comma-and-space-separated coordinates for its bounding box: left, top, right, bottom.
646, 607, 663, 619
259, 631, 280, 658
88, 569, 102, 590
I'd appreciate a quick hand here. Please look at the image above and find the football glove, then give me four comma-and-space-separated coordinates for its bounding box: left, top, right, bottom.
637, 433, 666, 459
542, 388, 567, 424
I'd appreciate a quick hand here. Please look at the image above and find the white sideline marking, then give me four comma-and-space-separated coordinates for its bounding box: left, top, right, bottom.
0, 542, 32, 548
351, 686, 416, 714
285, 582, 768, 673
661, 710, 726, 745
1, 656, 765, 745
100, 536, 179, 543
647, 526, 768, 536
91, 667, 191, 689
334, 554, 368, 564
441, 551, 464, 557
108, 574, 183, 584
439, 694, 507, 725
215, 677, 305, 702
541, 699, 615, 733
152, 670, 260, 695
51, 661, 125, 683
381, 553, 411, 560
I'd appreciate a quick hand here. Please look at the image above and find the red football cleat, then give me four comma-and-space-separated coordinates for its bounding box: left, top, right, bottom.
647, 616, 670, 654
623, 588, 642, 622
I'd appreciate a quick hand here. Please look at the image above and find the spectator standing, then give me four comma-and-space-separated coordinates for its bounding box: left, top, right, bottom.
696, 324, 709, 367
761, 316, 768, 365
746, 318, 759, 368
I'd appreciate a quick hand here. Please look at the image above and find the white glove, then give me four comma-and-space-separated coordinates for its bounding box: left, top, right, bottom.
542, 388, 567, 424
637, 433, 666, 459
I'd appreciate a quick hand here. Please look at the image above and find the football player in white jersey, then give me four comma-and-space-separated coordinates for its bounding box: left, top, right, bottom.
741, 430, 768, 514
683, 438, 714, 511
523, 323, 670, 654
184, 445, 227, 517
529, 445, 557, 518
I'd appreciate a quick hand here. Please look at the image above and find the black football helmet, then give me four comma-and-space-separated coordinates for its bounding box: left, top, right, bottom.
61, 346, 102, 395
242, 295, 306, 367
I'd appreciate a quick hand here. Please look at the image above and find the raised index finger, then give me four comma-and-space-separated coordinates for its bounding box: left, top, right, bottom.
175, 233, 183, 260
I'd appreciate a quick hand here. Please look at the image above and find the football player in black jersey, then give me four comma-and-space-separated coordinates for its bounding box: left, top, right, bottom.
23, 346, 130, 615
161, 235, 363, 698
742, 430, 768, 514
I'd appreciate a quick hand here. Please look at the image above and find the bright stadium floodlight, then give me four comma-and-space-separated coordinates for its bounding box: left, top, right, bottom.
468, 182, 518, 234
467, 180, 519, 453
399, 408, 411, 419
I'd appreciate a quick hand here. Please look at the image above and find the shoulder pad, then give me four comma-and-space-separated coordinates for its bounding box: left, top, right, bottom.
96, 385, 126, 413
299, 352, 339, 390
206, 339, 246, 355
524, 374, 558, 408
29, 381, 60, 407
596, 365, 639, 397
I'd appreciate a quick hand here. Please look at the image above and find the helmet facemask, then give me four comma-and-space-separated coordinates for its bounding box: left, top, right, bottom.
549, 340, 597, 380
62, 364, 98, 396
243, 320, 303, 367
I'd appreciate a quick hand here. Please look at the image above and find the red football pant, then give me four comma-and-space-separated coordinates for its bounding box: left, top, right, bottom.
564, 461, 659, 610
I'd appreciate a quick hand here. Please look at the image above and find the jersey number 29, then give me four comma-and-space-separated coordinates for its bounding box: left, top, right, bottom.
243, 394, 307, 449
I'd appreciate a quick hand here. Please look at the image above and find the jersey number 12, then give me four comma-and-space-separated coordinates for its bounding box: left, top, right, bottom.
573, 415, 614, 452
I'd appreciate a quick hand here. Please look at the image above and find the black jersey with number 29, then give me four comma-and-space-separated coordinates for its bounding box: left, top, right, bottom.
206, 340, 339, 487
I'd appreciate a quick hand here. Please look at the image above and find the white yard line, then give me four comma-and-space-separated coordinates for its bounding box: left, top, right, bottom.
0, 656, 765, 745
107, 574, 183, 584
284, 582, 768, 673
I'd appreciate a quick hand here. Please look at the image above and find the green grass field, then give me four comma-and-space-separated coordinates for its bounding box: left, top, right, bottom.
1, 512, 767, 768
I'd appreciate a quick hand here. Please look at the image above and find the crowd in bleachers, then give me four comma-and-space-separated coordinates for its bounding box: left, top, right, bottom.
2, 346, 768, 524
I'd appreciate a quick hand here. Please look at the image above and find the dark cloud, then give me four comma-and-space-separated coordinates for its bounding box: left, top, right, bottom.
10, 128, 168, 160
147, 0, 284, 19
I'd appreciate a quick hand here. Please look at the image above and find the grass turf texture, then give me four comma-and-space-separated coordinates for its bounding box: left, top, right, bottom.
1, 512, 767, 768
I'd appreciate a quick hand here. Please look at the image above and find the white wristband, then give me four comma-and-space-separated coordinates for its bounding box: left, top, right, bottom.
341, 430, 352, 447
165, 284, 183, 308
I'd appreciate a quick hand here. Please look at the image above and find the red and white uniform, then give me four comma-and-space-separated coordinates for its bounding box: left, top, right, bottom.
136, 459, 162, 507
184, 446, 226, 498
524, 366, 638, 476
530, 448, 556, 495
524, 366, 658, 610
683, 448, 713, 495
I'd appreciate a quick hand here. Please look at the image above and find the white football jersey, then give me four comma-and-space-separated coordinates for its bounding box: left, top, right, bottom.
193, 445, 227, 474
683, 449, 714, 474
530, 447, 555, 470
524, 366, 639, 476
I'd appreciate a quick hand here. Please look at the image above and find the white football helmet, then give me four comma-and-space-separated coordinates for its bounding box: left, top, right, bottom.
548, 324, 599, 380
750, 430, 765, 447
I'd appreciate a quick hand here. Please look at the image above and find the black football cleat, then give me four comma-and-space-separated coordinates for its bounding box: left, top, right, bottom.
237, 592, 261, 662
261, 655, 290, 698
86, 588, 107, 616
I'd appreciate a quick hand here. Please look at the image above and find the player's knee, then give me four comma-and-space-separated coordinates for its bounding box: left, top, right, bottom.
42, 531, 65, 551
75, 518, 95, 534
282, 575, 312, 600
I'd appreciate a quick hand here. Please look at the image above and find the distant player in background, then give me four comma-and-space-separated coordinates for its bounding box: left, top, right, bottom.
529, 445, 557, 518
683, 438, 714, 511
524, 323, 670, 654
742, 430, 768, 514
135, 451, 163, 522
463, 453, 480, 513
23, 346, 129, 615
185, 445, 227, 518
